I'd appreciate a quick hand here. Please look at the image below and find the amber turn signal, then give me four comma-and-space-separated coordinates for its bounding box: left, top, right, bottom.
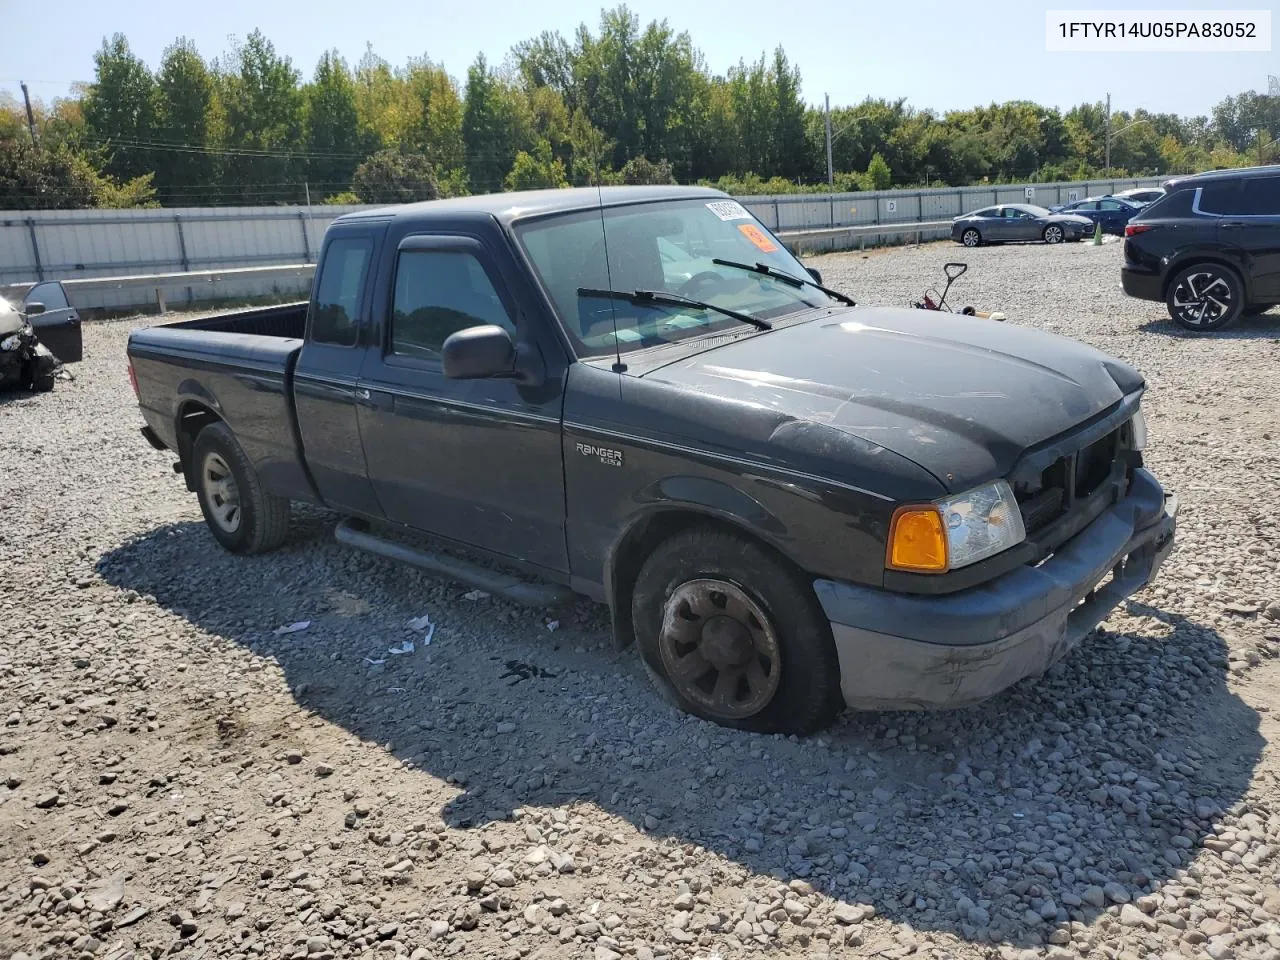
887, 506, 948, 573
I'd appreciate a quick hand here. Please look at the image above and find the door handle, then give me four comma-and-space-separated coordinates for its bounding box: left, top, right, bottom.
354, 388, 371, 401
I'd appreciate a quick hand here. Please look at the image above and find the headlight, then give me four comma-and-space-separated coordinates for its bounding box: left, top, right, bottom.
1130, 410, 1147, 450
888, 480, 1026, 573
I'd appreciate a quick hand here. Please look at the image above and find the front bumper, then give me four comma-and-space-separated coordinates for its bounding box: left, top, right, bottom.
815, 468, 1177, 711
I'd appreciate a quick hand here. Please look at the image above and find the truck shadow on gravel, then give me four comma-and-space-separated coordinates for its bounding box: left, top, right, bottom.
97, 518, 1264, 950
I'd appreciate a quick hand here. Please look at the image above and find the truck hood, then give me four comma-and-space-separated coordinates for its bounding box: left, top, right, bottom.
640, 306, 1143, 493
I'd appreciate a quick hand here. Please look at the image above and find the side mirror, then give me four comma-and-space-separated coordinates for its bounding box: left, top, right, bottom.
25, 301, 45, 316
441, 325, 516, 379
806, 267, 823, 286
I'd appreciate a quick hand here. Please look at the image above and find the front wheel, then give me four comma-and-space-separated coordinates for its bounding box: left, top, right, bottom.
1166, 264, 1244, 331
960, 228, 981, 247
1043, 224, 1064, 244
631, 527, 843, 735
192, 421, 291, 554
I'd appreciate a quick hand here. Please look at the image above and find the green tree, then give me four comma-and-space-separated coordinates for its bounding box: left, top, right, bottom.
305, 51, 364, 194
219, 30, 305, 202
82, 34, 158, 183
619, 156, 676, 184
405, 57, 466, 176
504, 139, 568, 190
462, 55, 530, 193
154, 38, 216, 204
863, 152, 892, 190
351, 149, 439, 203
769, 48, 808, 180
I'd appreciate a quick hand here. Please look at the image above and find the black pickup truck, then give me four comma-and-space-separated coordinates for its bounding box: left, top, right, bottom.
128, 185, 1177, 735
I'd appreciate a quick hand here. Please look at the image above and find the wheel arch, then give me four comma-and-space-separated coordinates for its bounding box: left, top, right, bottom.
603, 503, 812, 652
174, 399, 224, 492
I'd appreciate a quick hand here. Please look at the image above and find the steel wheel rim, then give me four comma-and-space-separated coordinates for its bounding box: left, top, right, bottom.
201, 452, 241, 533
963, 230, 979, 247
1045, 226, 1063, 243
1172, 271, 1232, 327
657, 578, 781, 720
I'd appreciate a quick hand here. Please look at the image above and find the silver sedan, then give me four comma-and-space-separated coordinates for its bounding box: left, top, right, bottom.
951, 204, 1095, 247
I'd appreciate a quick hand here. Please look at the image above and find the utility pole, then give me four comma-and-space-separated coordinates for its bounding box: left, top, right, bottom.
1104, 92, 1111, 172
20, 82, 37, 146
824, 93, 834, 189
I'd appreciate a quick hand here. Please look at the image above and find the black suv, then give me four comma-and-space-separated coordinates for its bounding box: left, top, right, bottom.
1121, 165, 1280, 331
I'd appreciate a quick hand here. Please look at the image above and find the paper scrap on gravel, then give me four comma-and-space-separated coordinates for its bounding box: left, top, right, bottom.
462, 589, 490, 601
407, 613, 435, 646
387, 640, 415, 656
273, 620, 311, 635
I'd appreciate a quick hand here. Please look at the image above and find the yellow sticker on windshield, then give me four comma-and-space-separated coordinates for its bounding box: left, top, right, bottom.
738, 223, 778, 253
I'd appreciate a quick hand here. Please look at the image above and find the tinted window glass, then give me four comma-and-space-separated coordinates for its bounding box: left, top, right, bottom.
1241, 177, 1280, 215
1198, 181, 1246, 216
27, 282, 69, 310
311, 237, 372, 346
1139, 188, 1195, 218
1099, 200, 1125, 210
390, 250, 515, 359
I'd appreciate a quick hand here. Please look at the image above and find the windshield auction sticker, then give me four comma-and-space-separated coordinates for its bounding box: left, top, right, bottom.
706, 200, 752, 221
738, 224, 778, 253
1046, 9, 1271, 50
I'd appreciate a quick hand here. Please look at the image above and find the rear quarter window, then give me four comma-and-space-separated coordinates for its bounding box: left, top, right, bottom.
1138, 188, 1195, 219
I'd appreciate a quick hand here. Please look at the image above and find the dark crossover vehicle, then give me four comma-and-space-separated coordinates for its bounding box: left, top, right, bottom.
1050, 196, 1143, 236
1121, 165, 1280, 331
127, 186, 1177, 735
951, 204, 1093, 247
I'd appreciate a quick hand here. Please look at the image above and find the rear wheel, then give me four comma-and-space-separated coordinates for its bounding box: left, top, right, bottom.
1166, 264, 1244, 331
192, 421, 290, 554
1043, 224, 1064, 244
631, 527, 843, 735
961, 228, 981, 247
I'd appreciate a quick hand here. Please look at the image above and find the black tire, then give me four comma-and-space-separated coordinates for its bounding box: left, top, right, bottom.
1165, 263, 1244, 331
631, 526, 843, 735
960, 228, 981, 248
192, 421, 290, 555
1042, 224, 1065, 244
32, 372, 55, 392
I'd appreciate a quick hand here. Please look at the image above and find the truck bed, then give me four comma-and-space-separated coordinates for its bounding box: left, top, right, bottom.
160, 301, 309, 338
127, 300, 314, 503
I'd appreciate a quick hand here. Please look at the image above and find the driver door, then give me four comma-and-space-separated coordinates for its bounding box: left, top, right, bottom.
355, 233, 569, 573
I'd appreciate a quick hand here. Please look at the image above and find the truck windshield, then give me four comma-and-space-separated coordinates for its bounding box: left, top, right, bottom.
514, 198, 839, 357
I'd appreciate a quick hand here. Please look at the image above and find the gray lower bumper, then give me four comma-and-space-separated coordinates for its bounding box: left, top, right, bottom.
815, 468, 1177, 712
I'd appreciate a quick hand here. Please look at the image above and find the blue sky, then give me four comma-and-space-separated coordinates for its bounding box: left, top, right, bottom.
1, 0, 1273, 119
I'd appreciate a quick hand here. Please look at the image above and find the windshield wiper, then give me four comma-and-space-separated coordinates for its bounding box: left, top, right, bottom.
711, 258, 856, 306
577, 287, 772, 331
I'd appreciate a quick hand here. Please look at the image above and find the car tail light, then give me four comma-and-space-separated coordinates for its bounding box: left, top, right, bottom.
1125, 223, 1154, 237
127, 359, 139, 399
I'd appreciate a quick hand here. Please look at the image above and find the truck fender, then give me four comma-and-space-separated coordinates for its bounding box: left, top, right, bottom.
602, 475, 791, 651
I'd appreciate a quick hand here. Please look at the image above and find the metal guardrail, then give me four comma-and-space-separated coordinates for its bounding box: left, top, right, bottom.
778, 219, 954, 248
1, 217, 956, 310
2, 263, 316, 311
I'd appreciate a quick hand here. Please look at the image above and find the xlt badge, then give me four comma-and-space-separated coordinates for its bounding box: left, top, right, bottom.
576, 441, 623, 467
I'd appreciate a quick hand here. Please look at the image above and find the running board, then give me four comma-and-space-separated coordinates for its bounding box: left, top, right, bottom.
334, 518, 573, 608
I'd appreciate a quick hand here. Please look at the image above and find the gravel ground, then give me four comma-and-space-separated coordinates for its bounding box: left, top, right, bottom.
3, 239, 1280, 960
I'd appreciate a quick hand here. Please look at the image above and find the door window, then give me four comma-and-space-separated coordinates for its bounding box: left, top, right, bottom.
26, 282, 70, 310
390, 250, 515, 359
1240, 177, 1280, 216
310, 237, 373, 346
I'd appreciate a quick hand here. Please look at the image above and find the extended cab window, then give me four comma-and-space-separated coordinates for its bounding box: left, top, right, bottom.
390, 250, 515, 359
311, 237, 373, 346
